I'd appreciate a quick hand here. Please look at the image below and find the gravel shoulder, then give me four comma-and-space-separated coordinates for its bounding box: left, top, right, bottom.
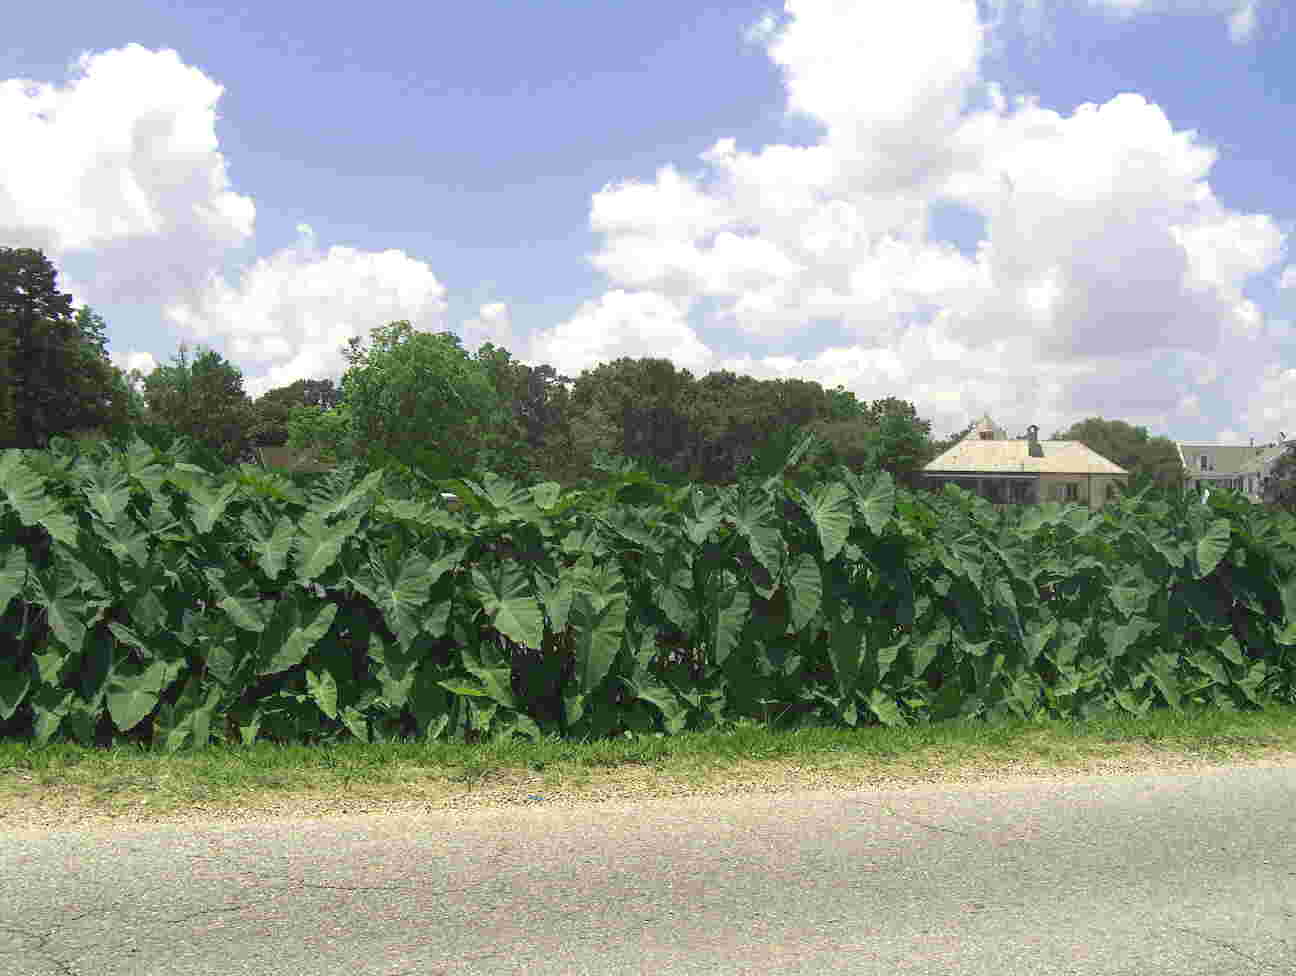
5, 739, 1296, 836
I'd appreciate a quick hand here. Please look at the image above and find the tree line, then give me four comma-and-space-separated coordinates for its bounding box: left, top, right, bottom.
1, 245, 1198, 497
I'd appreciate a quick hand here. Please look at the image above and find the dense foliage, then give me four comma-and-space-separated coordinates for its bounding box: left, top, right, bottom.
1, 431, 1293, 751
1053, 417, 1185, 493
0, 248, 139, 451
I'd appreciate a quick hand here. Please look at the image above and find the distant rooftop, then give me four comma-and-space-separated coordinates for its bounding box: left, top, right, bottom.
925, 438, 1128, 475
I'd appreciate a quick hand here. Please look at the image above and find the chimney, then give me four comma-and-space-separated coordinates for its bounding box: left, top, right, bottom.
1027, 424, 1043, 458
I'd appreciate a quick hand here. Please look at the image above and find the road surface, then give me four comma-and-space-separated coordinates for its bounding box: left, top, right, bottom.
3, 763, 1294, 975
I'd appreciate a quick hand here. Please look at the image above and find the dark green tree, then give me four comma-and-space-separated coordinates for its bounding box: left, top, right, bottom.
1052, 417, 1184, 493
140, 343, 259, 467
250, 377, 343, 447
0, 248, 135, 449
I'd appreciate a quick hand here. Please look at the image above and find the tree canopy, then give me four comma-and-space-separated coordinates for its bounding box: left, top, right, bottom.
283, 321, 510, 483
139, 343, 259, 467
1052, 417, 1184, 492
0, 248, 136, 450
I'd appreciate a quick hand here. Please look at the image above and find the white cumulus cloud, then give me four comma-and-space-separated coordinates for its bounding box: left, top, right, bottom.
0, 44, 255, 306
162, 224, 449, 399
535, 0, 1285, 440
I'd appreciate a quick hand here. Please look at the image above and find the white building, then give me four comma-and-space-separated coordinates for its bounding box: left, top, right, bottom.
1177, 439, 1295, 502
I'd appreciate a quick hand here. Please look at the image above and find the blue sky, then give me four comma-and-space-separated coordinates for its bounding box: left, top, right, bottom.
3, 0, 1294, 443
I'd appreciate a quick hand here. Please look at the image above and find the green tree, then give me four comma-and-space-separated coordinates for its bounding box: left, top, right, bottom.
0, 248, 135, 449
1052, 417, 1184, 493
563, 357, 700, 487
329, 320, 510, 482
250, 377, 343, 447
140, 343, 259, 467
472, 342, 575, 485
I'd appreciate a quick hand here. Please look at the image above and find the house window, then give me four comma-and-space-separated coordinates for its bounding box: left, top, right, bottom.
1105, 483, 1117, 500
1065, 483, 1079, 501
1199, 454, 1209, 471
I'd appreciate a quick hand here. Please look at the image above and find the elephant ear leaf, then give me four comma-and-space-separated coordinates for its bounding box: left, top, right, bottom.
1194, 519, 1230, 579
0, 655, 30, 721
784, 554, 823, 634
0, 546, 29, 617
800, 482, 853, 563
106, 661, 170, 732
471, 564, 545, 649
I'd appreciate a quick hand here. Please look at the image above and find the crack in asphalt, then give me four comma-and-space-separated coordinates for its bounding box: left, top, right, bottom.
869, 800, 970, 836
1170, 924, 1296, 973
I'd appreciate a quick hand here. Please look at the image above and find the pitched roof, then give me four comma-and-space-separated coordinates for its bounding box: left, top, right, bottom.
924, 439, 1128, 475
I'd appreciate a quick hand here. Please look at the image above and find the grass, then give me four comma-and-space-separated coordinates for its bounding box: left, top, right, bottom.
2, 700, 1296, 830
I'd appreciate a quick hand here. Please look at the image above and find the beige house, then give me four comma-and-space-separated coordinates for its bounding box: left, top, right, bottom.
923, 415, 1129, 509
1178, 440, 1294, 502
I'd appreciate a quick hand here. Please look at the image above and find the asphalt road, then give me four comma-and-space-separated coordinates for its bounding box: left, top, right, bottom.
3, 763, 1295, 975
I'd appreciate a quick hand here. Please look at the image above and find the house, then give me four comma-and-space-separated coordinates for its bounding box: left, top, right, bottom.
252, 443, 335, 473
1177, 439, 1295, 502
922, 414, 1128, 509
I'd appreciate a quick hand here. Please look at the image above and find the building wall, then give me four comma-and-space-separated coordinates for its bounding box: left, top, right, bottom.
1036, 472, 1127, 509
254, 444, 335, 472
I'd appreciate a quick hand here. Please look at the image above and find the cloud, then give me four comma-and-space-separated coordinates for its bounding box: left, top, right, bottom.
1086, 1, 1261, 42
0, 44, 255, 306
535, 0, 1284, 439
527, 290, 713, 378
108, 350, 161, 394
2, 47, 460, 405
1281, 266, 1296, 290
457, 302, 520, 360
162, 224, 449, 399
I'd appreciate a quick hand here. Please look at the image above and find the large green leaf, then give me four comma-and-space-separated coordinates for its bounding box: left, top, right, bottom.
531, 481, 562, 511
471, 563, 545, 649
0, 655, 30, 721
535, 568, 577, 635
351, 547, 436, 650
571, 591, 627, 693
294, 511, 362, 581
727, 492, 784, 578
240, 509, 297, 581
105, 660, 172, 732
80, 464, 134, 529
0, 451, 79, 545
203, 567, 275, 633
910, 617, 950, 678
91, 511, 151, 569
167, 466, 239, 536
1195, 519, 1231, 579
709, 582, 749, 667
828, 618, 864, 699
26, 565, 90, 654
625, 676, 688, 734
784, 554, 823, 634
799, 481, 854, 563
313, 467, 385, 520
257, 598, 340, 676
853, 470, 895, 535
367, 633, 417, 709
29, 686, 74, 745
464, 665, 517, 708
866, 688, 906, 728
0, 546, 29, 616
305, 668, 339, 720
1143, 651, 1183, 712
